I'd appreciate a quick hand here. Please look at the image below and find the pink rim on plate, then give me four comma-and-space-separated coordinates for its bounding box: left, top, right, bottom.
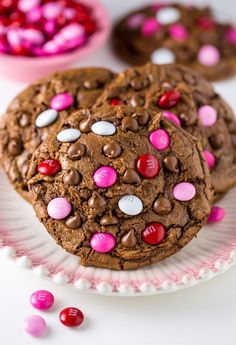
0, 170, 236, 296
0, 0, 111, 82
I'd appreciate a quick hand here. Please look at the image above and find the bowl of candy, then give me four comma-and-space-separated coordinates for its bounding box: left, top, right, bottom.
0, 0, 111, 82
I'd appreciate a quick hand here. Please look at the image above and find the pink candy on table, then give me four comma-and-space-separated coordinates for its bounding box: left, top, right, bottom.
169, 24, 188, 41
198, 105, 217, 127
141, 18, 160, 37
198, 44, 220, 66
208, 206, 225, 223
93, 166, 117, 188
127, 14, 145, 29
30, 290, 54, 310
163, 111, 181, 126
50, 92, 74, 111
149, 129, 170, 151
47, 197, 72, 220
203, 150, 215, 169
173, 182, 196, 201
24, 315, 47, 337
90, 233, 116, 253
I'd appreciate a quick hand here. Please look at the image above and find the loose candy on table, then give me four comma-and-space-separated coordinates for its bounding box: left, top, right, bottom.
208, 206, 225, 223
47, 197, 72, 220
24, 315, 47, 337
59, 307, 84, 327
30, 290, 54, 310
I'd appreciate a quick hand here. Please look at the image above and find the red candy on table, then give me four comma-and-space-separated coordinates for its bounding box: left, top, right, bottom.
59, 307, 84, 327
38, 159, 61, 176
142, 222, 165, 245
136, 154, 160, 178
158, 90, 181, 109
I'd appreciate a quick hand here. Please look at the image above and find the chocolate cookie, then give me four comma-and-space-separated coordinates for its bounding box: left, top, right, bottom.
0, 67, 115, 201
113, 3, 236, 81
27, 105, 212, 270
95, 63, 236, 201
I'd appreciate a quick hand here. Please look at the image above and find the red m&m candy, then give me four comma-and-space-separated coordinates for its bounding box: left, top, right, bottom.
37, 159, 61, 176
158, 90, 181, 109
136, 154, 160, 178
59, 307, 84, 327
110, 98, 124, 106
142, 222, 165, 245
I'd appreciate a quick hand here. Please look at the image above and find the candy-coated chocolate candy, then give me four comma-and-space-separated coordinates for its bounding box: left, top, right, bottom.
110, 98, 124, 106
163, 111, 181, 126
60, 23, 85, 40
26, 7, 42, 23
24, 315, 47, 337
196, 16, 215, 30
198, 105, 217, 127
149, 129, 170, 151
50, 92, 74, 111
18, 0, 40, 13
59, 307, 84, 327
42, 2, 63, 20
158, 89, 181, 109
173, 182, 196, 201
43, 20, 57, 36
142, 222, 165, 245
90, 232, 116, 253
7, 28, 22, 47
127, 14, 145, 29
91, 121, 116, 136
57, 128, 81, 142
156, 7, 180, 24
141, 18, 160, 36
151, 47, 175, 64
22, 28, 44, 45
225, 28, 236, 44
198, 44, 220, 66
207, 206, 225, 223
169, 23, 188, 41
136, 154, 160, 178
118, 195, 143, 215
30, 290, 54, 310
42, 40, 61, 54
35, 109, 58, 128
47, 197, 71, 219
93, 166, 117, 188
203, 150, 215, 169
37, 159, 61, 176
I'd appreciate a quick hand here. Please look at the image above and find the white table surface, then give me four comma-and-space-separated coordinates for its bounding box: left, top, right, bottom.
1, 0, 236, 344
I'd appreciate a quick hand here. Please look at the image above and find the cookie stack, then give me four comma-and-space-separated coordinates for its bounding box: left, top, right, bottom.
0, 63, 236, 270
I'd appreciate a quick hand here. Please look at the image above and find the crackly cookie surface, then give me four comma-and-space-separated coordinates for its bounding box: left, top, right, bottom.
113, 3, 236, 81
95, 63, 236, 201
27, 105, 212, 270
0, 68, 115, 201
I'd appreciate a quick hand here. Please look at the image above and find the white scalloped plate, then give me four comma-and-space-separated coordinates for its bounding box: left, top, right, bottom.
1, 170, 236, 296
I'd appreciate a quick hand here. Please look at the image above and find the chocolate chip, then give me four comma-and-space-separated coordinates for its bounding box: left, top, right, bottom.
88, 192, 107, 208
79, 115, 94, 133
163, 156, 179, 172
153, 196, 172, 215
132, 110, 149, 125
179, 112, 196, 126
121, 116, 138, 132
123, 168, 141, 184
130, 95, 144, 107
130, 77, 148, 90
19, 114, 30, 127
65, 212, 81, 229
100, 212, 119, 225
121, 229, 137, 248
209, 134, 224, 149
103, 141, 122, 158
8, 138, 23, 156
83, 79, 99, 89
68, 142, 86, 160
63, 168, 80, 185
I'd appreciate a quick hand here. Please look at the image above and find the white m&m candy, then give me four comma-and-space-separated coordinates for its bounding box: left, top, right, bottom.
35, 109, 58, 128
151, 48, 175, 64
91, 121, 116, 136
156, 7, 180, 25
118, 195, 143, 216
57, 128, 81, 142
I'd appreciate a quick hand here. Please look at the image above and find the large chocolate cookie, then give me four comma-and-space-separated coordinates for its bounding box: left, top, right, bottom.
95, 63, 236, 201
113, 3, 236, 81
27, 105, 212, 270
0, 67, 114, 201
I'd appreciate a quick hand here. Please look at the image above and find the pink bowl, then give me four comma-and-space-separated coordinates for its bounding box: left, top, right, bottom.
0, 0, 111, 82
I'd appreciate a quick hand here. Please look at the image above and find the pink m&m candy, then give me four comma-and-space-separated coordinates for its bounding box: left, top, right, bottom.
42, 2, 63, 20
169, 24, 188, 41
163, 111, 181, 126
18, 0, 40, 13
208, 206, 225, 223
225, 28, 236, 44
149, 129, 170, 151
24, 315, 47, 337
93, 166, 117, 188
198, 105, 217, 127
90, 232, 116, 253
22, 29, 45, 45
203, 150, 215, 169
47, 197, 71, 220
198, 44, 220, 66
127, 14, 145, 29
50, 92, 74, 111
141, 18, 160, 37
60, 23, 85, 41
173, 182, 196, 201
30, 290, 54, 310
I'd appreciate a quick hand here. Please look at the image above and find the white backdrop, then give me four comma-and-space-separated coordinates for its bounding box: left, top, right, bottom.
0, 1, 236, 344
